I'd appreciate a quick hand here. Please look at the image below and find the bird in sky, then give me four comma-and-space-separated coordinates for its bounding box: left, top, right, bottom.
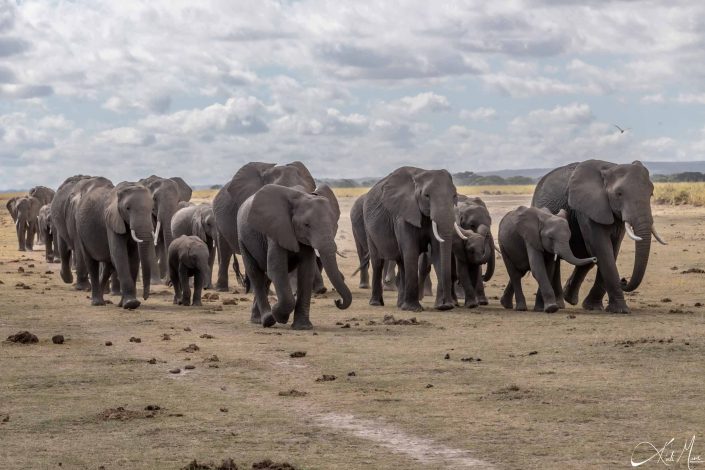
614, 124, 631, 134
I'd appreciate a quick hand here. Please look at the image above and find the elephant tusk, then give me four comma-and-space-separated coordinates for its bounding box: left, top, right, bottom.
651, 225, 668, 245
336, 250, 347, 258
153, 220, 161, 239
494, 243, 502, 255
624, 222, 643, 241
431, 220, 445, 243
554, 253, 558, 261
454, 222, 468, 240
130, 229, 144, 244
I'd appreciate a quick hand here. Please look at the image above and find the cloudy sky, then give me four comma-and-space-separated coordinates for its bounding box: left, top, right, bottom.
1, 0, 705, 189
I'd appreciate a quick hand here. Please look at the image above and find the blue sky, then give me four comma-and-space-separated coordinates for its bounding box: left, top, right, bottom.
1, 0, 705, 189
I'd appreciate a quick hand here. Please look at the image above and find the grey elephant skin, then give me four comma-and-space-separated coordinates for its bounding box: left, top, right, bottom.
171, 203, 217, 289
139, 175, 192, 283
14, 196, 41, 251
37, 204, 59, 263
532, 160, 666, 313
237, 184, 352, 329
212, 161, 316, 292
51, 175, 93, 290
169, 235, 210, 306
363, 166, 461, 312
499, 206, 596, 313
75, 178, 157, 309
6, 196, 19, 223
29, 186, 55, 206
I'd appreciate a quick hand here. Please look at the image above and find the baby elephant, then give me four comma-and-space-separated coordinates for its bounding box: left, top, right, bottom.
499, 207, 596, 313
168, 235, 211, 306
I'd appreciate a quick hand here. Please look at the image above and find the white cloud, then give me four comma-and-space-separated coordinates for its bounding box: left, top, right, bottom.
459, 107, 497, 121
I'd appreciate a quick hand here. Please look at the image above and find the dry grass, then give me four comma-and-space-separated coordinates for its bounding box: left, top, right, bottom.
653, 182, 705, 206
1, 192, 705, 468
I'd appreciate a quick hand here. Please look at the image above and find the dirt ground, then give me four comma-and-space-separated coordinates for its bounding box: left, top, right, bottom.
1, 190, 704, 469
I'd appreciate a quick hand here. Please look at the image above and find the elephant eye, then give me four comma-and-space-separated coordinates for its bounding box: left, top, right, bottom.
424, 193, 430, 198
616, 190, 623, 197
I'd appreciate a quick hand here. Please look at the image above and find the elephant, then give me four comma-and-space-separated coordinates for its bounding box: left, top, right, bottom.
29, 186, 55, 206
450, 227, 493, 308
532, 160, 667, 313
37, 204, 59, 263
168, 235, 210, 306
51, 175, 93, 290
138, 175, 191, 283
171, 203, 217, 289
75, 179, 156, 309
169, 177, 193, 204
14, 196, 41, 251
499, 206, 597, 312
363, 166, 462, 312
350, 193, 398, 291
237, 184, 352, 329
5, 196, 19, 223
212, 161, 317, 293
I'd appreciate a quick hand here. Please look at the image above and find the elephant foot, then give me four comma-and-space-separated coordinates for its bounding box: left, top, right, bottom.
477, 296, 488, 306
111, 289, 121, 296
582, 298, 604, 311
60, 268, 73, 284
464, 299, 478, 309
369, 298, 384, 307
515, 302, 528, 311
556, 298, 565, 309
383, 284, 396, 292
261, 312, 276, 328
215, 284, 229, 292
358, 281, 370, 289
75, 280, 91, 291
314, 286, 327, 295
606, 301, 631, 314
150, 277, 163, 286
181, 299, 191, 306
500, 295, 513, 310
563, 287, 580, 306
192, 300, 202, 307
401, 301, 424, 312
123, 298, 141, 310
544, 303, 559, 313
204, 283, 213, 290
52, 258, 61, 264
434, 301, 454, 311
533, 303, 544, 312
91, 298, 106, 306
18, 248, 26, 252
292, 319, 313, 330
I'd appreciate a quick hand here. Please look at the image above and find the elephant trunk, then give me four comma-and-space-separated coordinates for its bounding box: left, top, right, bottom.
159, 209, 174, 251
132, 217, 156, 299
319, 247, 352, 310
482, 233, 495, 281
622, 220, 652, 292
556, 242, 596, 267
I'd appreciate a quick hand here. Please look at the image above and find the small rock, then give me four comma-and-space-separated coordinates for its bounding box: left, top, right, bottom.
567, 314, 576, 319
184, 364, 195, 370
347, 371, 356, 377
199, 333, 214, 339
661, 298, 672, 303
51, 335, 64, 344
315, 374, 336, 382
183, 327, 192, 332
222, 298, 238, 305
144, 405, 160, 411
444, 353, 450, 360
527, 351, 538, 356
219, 407, 228, 412
205, 354, 220, 362
290, 351, 307, 358
17, 267, 24, 273
147, 358, 157, 364
6, 331, 38, 344
169, 368, 181, 374
105, 341, 113, 346
129, 337, 141, 343
426, 384, 434, 388
181, 343, 200, 353
279, 389, 308, 397
162, 334, 171, 341
341, 323, 351, 329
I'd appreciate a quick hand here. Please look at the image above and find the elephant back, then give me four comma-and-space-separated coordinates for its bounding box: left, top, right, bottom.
531, 163, 579, 214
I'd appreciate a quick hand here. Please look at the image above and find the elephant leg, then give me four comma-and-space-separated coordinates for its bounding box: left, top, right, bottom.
158, 239, 169, 283
205, 241, 215, 290
192, 270, 204, 306
86, 256, 105, 306
400, 240, 423, 312
44, 234, 53, 263
396, 259, 406, 308
472, 265, 488, 305
112, 240, 139, 309
16, 223, 25, 251
501, 282, 514, 309
292, 248, 315, 330
170, 258, 181, 305
240, 245, 269, 324
534, 257, 557, 312
456, 257, 478, 309
74, 245, 91, 291
99, 263, 114, 300
312, 256, 326, 294
179, 265, 191, 306
501, 254, 526, 311
266, 243, 295, 325
215, 232, 232, 292
26, 224, 35, 251
417, 254, 431, 300
551, 260, 565, 309
528, 248, 558, 313
110, 271, 120, 296
384, 260, 397, 292
57, 236, 73, 283
368, 243, 385, 307
563, 264, 592, 306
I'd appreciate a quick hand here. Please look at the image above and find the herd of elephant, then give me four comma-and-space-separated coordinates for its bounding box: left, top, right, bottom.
4, 159, 666, 329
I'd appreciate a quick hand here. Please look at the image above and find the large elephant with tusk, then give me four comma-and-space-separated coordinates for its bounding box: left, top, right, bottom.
532, 160, 666, 313
363, 166, 462, 312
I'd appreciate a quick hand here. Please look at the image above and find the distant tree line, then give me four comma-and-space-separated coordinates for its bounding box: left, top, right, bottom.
651, 172, 705, 183
450, 171, 535, 186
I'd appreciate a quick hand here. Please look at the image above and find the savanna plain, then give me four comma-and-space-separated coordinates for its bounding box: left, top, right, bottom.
1, 185, 704, 469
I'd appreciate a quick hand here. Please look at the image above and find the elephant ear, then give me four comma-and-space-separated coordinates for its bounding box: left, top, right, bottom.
248, 184, 300, 253
105, 190, 126, 234
169, 176, 192, 202
286, 161, 316, 191
516, 207, 543, 251
568, 161, 614, 225
313, 184, 340, 221
381, 168, 422, 228
192, 211, 207, 243
29, 196, 41, 212
227, 162, 276, 207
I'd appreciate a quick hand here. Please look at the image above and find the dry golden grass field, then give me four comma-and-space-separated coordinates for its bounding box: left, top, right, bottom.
1, 186, 705, 469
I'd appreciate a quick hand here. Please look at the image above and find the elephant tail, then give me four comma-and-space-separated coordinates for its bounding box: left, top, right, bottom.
352, 254, 369, 277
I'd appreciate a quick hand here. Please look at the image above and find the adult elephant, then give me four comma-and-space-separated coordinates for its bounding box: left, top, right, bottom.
14, 196, 41, 251
169, 177, 193, 203
5, 196, 19, 223
37, 204, 59, 263
51, 175, 93, 289
75, 179, 156, 309
532, 160, 666, 313
364, 166, 462, 312
212, 161, 316, 292
139, 175, 190, 283
29, 186, 55, 206
171, 203, 217, 289
238, 184, 352, 329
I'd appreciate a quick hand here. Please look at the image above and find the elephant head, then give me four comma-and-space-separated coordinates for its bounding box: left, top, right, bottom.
169, 177, 193, 203
140, 175, 181, 255
193, 205, 218, 243
248, 184, 351, 310
105, 182, 157, 299
456, 227, 492, 265
29, 186, 55, 206
227, 161, 316, 208
568, 160, 664, 291
456, 195, 495, 281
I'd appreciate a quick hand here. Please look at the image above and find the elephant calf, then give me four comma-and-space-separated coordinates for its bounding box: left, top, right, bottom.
168, 235, 211, 306
37, 204, 59, 263
171, 203, 217, 289
499, 206, 596, 313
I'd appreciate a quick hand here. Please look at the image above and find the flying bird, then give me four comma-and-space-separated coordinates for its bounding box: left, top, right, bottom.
613, 124, 631, 134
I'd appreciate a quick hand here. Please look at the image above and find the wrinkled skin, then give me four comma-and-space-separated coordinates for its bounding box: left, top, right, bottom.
499, 206, 596, 313
171, 203, 217, 289
168, 235, 210, 306
364, 167, 458, 312
14, 196, 41, 251
75, 179, 156, 309
51, 175, 93, 290
238, 184, 352, 330
37, 204, 60, 263
139, 175, 191, 284
532, 160, 663, 313
213, 161, 317, 293
29, 186, 55, 206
